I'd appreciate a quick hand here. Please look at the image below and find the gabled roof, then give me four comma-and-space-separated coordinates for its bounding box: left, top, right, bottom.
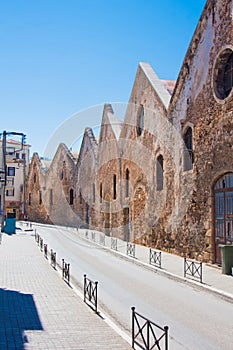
138, 62, 172, 110
99, 104, 122, 142
77, 127, 98, 165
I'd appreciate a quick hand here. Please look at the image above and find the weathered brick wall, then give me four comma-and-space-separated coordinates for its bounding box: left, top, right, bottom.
168, 0, 233, 262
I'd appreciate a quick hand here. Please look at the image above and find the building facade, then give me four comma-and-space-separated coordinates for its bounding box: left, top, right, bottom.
26, 0, 233, 264
0, 139, 30, 220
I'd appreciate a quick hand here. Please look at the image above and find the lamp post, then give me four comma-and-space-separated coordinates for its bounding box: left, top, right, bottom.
0, 131, 7, 232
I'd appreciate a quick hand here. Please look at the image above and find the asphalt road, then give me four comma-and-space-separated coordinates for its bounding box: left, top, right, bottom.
33, 224, 233, 350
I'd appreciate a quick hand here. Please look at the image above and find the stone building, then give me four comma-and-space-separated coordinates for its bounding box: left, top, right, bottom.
26, 0, 233, 264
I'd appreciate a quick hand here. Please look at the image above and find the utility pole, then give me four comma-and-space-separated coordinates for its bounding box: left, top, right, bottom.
1, 131, 7, 232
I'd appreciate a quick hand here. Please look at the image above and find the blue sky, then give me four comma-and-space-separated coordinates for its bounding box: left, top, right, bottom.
0, 0, 206, 157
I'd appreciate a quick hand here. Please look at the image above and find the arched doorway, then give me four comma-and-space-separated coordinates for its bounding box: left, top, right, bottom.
214, 173, 233, 264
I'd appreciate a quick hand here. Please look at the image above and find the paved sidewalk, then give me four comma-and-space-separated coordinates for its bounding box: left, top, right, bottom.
0, 231, 131, 350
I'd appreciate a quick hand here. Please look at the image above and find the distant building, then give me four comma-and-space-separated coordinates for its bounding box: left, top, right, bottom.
26, 0, 233, 264
0, 139, 30, 220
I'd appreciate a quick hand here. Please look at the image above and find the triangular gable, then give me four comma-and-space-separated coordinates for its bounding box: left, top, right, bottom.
138, 62, 172, 110
77, 127, 98, 165
44, 143, 76, 176
99, 104, 122, 143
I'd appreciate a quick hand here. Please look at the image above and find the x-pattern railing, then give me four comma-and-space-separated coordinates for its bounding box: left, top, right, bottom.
127, 242, 135, 258
62, 259, 70, 284
84, 274, 98, 313
149, 249, 162, 268
51, 249, 56, 269
111, 237, 117, 250
39, 237, 43, 251
99, 234, 105, 245
44, 244, 48, 259
184, 258, 203, 283
132, 307, 169, 350
91, 231, 96, 241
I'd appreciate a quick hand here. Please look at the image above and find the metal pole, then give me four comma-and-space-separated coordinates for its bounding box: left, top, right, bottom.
1, 131, 7, 232
131, 307, 135, 349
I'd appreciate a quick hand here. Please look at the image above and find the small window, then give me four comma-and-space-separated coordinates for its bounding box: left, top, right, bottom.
60, 170, 63, 181
100, 183, 103, 203
79, 190, 82, 204
156, 155, 164, 191
6, 189, 14, 197
125, 168, 129, 198
70, 188, 74, 205
28, 193, 31, 206
7, 167, 15, 176
137, 105, 144, 137
184, 127, 194, 171
113, 174, 117, 200
93, 183, 95, 203
50, 189, 53, 206
33, 174, 37, 183
22, 153, 26, 160
39, 191, 42, 205
15, 153, 20, 159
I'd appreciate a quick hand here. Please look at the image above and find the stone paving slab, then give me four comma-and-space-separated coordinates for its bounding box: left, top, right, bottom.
0, 232, 132, 350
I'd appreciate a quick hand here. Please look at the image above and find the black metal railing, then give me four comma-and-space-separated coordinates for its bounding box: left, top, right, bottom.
111, 237, 117, 251
91, 231, 96, 241
127, 242, 135, 258
132, 307, 169, 350
39, 237, 43, 251
62, 259, 70, 284
99, 234, 105, 246
84, 274, 98, 313
44, 244, 48, 259
51, 249, 56, 269
35, 231, 39, 243
149, 249, 162, 269
184, 258, 203, 283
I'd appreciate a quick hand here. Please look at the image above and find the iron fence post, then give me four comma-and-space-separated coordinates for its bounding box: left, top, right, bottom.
131, 307, 135, 349
62, 259, 64, 279
147, 320, 150, 350
200, 262, 203, 284
95, 281, 98, 312
164, 326, 169, 350
84, 274, 86, 303
184, 257, 186, 278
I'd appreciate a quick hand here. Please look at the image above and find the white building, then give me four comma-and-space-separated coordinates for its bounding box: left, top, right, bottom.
0, 139, 30, 220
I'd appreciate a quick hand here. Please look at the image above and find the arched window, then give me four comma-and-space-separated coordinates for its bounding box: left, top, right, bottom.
92, 183, 95, 203
113, 174, 117, 200
184, 127, 194, 171
100, 183, 103, 203
126, 168, 129, 198
39, 190, 42, 205
69, 188, 74, 205
156, 155, 164, 191
137, 105, 144, 137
